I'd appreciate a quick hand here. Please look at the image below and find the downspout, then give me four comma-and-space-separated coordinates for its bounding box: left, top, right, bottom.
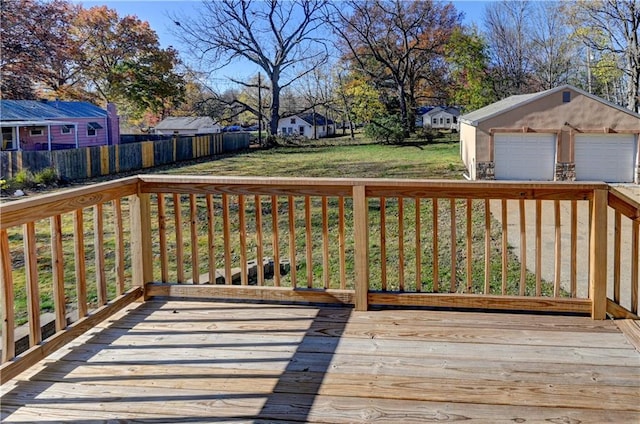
16, 126, 21, 151
75, 124, 78, 148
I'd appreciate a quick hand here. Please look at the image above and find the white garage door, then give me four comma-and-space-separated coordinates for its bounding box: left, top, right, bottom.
575, 134, 637, 182
494, 133, 556, 180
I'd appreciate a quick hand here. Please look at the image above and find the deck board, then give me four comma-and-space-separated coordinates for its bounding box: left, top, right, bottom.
2, 300, 640, 422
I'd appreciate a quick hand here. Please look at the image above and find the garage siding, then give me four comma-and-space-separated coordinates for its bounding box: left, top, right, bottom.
494, 133, 557, 181
574, 134, 637, 183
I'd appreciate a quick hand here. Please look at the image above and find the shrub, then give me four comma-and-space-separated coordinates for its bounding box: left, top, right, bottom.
364, 115, 406, 144
34, 168, 59, 186
12, 169, 35, 189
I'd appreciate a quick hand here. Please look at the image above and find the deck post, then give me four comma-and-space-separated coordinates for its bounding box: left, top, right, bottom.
589, 189, 608, 319
353, 185, 369, 311
130, 191, 153, 300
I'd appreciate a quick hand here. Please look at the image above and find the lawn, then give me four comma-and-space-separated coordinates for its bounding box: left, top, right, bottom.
154, 133, 465, 179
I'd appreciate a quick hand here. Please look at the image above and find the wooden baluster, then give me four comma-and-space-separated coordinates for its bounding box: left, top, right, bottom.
222, 194, 232, 285
432, 198, 439, 292
535, 200, 542, 296
255, 195, 264, 286
398, 197, 405, 291
157, 194, 169, 283
305, 196, 313, 288
501, 199, 508, 295
130, 193, 153, 300
24, 222, 40, 346
190, 194, 200, 284
613, 211, 621, 304
206, 194, 216, 285
339, 197, 346, 289
173, 194, 184, 283
51, 215, 66, 331
466, 199, 472, 293
74, 209, 87, 317
1, 230, 16, 362
288, 196, 297, 288
322, 196, 329, 289
239, 195, 248, 285
519, 199, 527, 296
415, 198, 421, 292
450, 198, 456, 293
94, 204, 106, 305
114, 198, 126, 294
570, 200, 577, 298
271, 196, 281, 287
554, 200, 561, 297
484, 199, 491, 294
380, 197, 387, 291
632, 221, 639, 314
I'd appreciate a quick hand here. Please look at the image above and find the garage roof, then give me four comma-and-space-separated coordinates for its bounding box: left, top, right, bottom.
460, 85, 640, 126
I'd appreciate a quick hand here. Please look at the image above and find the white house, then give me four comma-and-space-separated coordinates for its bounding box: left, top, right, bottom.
153, 117, 221, 136
277, 113, 335, 139
422, 107, 460, 130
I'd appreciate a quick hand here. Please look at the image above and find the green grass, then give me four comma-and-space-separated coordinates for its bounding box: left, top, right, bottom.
154, 133, 465, 179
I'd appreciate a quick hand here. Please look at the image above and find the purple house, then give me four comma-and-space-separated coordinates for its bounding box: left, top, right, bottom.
0, 100, 120, 151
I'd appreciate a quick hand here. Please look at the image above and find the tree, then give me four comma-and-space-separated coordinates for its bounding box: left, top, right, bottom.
484, 0, 534, 97
173, 0, 329, 139
445, 27, 494, 111
569, 0, 640, 112
0, 0, 82, 99
330, 0, 460, 136
529, 2, 576, 90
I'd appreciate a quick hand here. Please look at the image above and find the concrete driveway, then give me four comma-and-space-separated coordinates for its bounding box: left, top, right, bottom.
491, 184, 638, 307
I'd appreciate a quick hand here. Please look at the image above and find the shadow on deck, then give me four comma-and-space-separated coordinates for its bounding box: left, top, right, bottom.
2, 299, 639, 423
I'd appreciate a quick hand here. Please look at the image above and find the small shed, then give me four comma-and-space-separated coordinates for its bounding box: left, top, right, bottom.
153, 117, 221, 136
459, 85, 640, 183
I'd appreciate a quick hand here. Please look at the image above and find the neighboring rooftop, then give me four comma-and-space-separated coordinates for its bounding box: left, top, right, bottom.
0, 100, 107, 121
154, 116, 217, 130
298, 112, 334, 126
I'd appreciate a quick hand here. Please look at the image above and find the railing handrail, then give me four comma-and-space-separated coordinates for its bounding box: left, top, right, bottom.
608, 187, 640, 221
0, 177, 139, 230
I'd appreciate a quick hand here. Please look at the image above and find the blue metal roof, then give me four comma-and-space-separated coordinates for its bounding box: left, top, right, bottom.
0, 100, 106, 121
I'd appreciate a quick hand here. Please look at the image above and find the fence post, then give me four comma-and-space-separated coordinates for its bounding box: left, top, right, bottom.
130, 187, 153, 300
590, 189, 608, 319
353, 185, 369, 311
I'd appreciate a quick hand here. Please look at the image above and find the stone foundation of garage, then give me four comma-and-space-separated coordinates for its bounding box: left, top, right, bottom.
555, 162, 576, 181
475, 162, 495, 180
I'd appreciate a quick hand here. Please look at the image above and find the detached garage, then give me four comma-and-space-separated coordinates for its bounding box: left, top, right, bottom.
459, 85, 640, 183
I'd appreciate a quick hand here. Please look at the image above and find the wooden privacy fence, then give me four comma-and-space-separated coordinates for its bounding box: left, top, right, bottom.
0, 133, 249, 181
1, 176, 639, 383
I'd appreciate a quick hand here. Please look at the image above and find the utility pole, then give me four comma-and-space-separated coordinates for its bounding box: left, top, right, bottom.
258, 72, 263, 147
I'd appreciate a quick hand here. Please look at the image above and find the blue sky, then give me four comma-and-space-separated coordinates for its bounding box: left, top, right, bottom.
74, 0, 491, 83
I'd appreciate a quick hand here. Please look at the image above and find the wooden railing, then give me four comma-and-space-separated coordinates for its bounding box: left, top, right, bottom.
1, 175, 637, 384
606, 187, 640, 319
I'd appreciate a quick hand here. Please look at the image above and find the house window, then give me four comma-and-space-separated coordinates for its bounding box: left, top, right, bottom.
87, 121, 103, 137
563, 91, 571, 103
432, 118, 437, 124
290, 118, 296, 124
30, 127, 44, 136
439, 117, 443, 124
453, 116, 457, 123
2, 127, 15, 150
61, 125, 73, 134
299, 126, 305, 135
446, 118, 451, 124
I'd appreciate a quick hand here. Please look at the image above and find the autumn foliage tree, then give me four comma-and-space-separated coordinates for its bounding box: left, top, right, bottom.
1, 0, 185, 125
330, 0, 460, 137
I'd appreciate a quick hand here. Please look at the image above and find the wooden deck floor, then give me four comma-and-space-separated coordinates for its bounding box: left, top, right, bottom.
2, 300, 640, 423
